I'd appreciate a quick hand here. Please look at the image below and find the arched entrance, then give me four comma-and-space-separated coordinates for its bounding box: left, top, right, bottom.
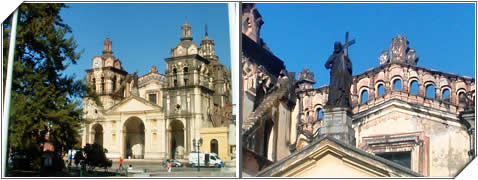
210, 139, 218, 154
123, 117, 145, 159
169, 120, 184, 159
92, 124, 103, 146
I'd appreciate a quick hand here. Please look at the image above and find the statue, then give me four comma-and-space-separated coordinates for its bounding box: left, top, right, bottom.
126, 73, 139, 96
378, 50, 389, 65
325, 32, 354, 108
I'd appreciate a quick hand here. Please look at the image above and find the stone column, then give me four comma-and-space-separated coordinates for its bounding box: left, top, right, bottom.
271, 105, 278, 161
120, 130, 125, 158
185, 119, 190, 160
179, 72, 184, 86
435, 87, 441, 100
450, 78, 457, 104
368, 73, 375, 101
403, 68, 409, 93
144, 124, 150, 159
106, 78, 113, 94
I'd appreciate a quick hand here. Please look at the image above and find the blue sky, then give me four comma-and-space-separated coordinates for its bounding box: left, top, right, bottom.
60, 3, 231, 81
255, 3, 475, 88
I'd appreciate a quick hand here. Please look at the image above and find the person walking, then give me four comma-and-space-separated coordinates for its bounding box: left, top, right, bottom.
119, 156, 124, 170
167, 161, 172, 173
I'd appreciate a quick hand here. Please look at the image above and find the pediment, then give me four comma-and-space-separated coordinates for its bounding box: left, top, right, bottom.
106, 95, 161, 113
257, 136, 421, 177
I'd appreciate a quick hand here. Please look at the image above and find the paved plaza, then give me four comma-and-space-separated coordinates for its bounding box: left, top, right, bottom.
110, 159, 236, 177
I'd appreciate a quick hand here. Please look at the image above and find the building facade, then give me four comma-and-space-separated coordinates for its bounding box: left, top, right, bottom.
81, 22, 233, 161
241, 3, 475, 177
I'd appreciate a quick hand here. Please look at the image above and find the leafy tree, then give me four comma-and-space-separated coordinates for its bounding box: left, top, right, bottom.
76, 144, 112, 171
2, 3, 84, 170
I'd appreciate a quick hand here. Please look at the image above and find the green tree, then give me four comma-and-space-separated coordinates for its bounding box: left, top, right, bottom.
2, 3, 84, 170
82, 144, 112, 171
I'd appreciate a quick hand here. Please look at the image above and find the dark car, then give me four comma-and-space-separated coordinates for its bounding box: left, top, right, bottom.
163, 159, 183, 167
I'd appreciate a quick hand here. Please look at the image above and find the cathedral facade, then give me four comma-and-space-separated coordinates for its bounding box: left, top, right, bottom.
81, 22, 233, 160
241, 3, 475, 177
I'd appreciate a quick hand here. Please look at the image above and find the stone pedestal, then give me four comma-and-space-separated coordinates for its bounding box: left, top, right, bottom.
319, 107, 355, 146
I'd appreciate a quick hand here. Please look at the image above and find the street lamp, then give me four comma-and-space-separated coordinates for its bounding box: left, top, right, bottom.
193, 138, 203, 172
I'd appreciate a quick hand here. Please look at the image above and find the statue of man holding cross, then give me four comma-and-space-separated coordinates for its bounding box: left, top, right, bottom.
325, 32, 355, 108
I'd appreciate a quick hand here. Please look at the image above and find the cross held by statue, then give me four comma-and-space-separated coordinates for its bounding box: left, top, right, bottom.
343, 32, 355, 57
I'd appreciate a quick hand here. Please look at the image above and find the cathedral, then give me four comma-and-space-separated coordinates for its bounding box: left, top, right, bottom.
81, 21, 233, 161
241, 3, 475, 177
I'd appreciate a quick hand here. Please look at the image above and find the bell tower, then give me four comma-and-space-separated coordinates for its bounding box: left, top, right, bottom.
85, 37, 128, 110
163, 22, 216, 158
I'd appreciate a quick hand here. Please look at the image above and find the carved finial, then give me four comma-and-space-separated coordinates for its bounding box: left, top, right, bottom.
297, 68, 315, 90
378, 50, 389, 65
389, 35, 408, 63
205, 24, 208, 39
150, 65, 158, 73
406, 48, 419, 65
181, 20, 192, 41
242, 3, 263, 44
388, 34, 418, 65
103, 36, 113, 55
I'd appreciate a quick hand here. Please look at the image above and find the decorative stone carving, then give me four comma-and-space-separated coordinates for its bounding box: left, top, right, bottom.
389, 35, 409, 63
298, 68, 314, 82
257, 65, 273, 95
125, 73, 139, 96
242, 3, 264, 44
150, 65, 158, 73
378, 50, 390, 65
406, 48, 419, 65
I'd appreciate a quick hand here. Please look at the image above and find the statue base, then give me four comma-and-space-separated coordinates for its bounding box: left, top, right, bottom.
318, 106, 356, 146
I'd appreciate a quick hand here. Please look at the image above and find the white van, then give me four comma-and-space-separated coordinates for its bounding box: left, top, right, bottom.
188, 151, 223, 168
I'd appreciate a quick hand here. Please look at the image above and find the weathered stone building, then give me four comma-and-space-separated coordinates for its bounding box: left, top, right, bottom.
241, 3, 475, 177
81, 22, 233, 161
241, 3, 297, 175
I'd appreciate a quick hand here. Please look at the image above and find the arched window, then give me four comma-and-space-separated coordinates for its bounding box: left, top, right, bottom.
459, 91, 467, 104
442, 89, 450, 102
173, 68, 178, 87
316, 108, 324, 120
393, 79, 402, 91
410, 80, 419, 95
92, 78, 96, 91
377, 83, 385, 96
101, 77, 105, 94
183, 67, 189, 85
210, 139, 218, 154
426, 84, 435, 99
361, 89, 369, 104
92, 124, 103, 147
112, 76, 117, 92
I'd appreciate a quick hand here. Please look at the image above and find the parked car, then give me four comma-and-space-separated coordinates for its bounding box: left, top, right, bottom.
163, 159, 183, 167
